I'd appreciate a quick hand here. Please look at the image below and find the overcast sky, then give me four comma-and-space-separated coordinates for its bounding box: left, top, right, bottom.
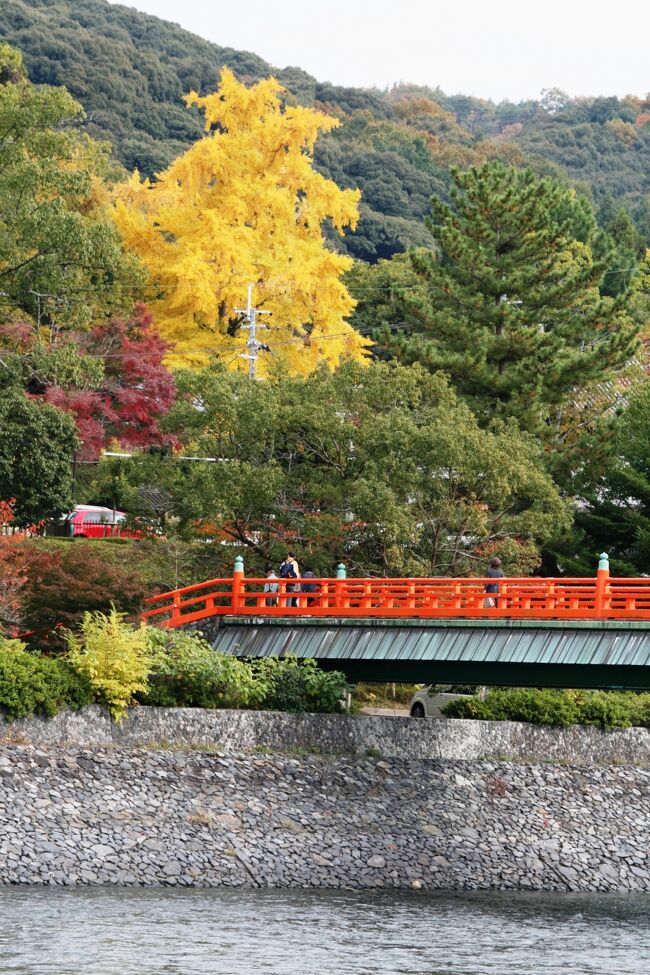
114, 0, 648, 102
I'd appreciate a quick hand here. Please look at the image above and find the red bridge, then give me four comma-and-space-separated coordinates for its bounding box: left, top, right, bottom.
142, 555, 650, 689
143, 554, 650, 628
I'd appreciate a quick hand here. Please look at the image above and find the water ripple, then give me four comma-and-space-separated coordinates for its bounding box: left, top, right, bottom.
0, 888, 649, 974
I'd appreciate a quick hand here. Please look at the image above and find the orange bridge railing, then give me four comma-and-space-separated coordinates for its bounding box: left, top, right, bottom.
142, 554, 650, 628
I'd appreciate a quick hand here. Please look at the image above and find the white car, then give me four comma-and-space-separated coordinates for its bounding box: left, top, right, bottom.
408, 685, 475, 718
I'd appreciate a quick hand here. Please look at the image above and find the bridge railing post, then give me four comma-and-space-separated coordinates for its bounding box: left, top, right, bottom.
334, 563, 347, 611
232, 555, 245, 614
407, 579, 416, 611
172, 592, 181, 626
595, 552, 609, 618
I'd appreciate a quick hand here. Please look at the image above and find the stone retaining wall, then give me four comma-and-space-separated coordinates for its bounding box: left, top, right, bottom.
2, 709, 649, 891
3, 705, 650, 766
0, 743, 649, 891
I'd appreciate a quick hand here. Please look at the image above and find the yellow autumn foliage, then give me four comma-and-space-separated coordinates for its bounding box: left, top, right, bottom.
112, 69, 370, 373
64, 607, 152, 722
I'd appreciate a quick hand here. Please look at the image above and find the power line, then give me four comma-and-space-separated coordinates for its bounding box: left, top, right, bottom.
1, 267, 642, 314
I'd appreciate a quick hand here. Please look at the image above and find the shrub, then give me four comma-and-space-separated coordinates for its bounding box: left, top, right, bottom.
0, 635, 28, 655
0, 501, 29, 636
258, 659, 308, 713
142, 629, 268, 709
19, 542, 150, 651
570, 690, 647, 729
256, 656, 348, 714
142, 632, 348, 714
442, 687, 650, 730
0, 640, 91, 720
441, 696, 492, 721
64, 607, 151, 721
300, 658, 349, 713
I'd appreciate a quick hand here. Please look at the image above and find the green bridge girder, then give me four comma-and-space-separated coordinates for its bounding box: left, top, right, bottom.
209, 616, 650, 689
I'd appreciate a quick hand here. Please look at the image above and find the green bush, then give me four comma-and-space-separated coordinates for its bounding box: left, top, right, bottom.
142, 629, 268, 710
300, 659, 349, 713
570, 690, 650, 729
0, 622, 348, 719
142, 631, 347, 714
442, 687, 650, 730
256, 657, 348, 714
0, 642, 91, 720
261, 663, 307, 713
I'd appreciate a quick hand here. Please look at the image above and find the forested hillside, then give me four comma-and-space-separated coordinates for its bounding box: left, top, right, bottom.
2, 0, 649, 263
1, 7, 650, 594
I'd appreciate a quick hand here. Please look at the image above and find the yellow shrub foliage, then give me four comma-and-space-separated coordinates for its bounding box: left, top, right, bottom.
64, 607, 151, 722
113, 69, 370, 374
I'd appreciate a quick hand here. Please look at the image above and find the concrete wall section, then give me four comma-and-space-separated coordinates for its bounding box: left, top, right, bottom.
3, 706, 650, 766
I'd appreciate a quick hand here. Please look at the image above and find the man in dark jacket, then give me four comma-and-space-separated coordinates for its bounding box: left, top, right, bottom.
280, 553, 300, 607
301, 566, 319, 607
484, 557, 504, 608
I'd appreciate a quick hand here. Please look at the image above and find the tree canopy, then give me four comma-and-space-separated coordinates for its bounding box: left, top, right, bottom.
376, 163, 639, 440
0, 306, 178, 462
0, 389, 78, 525
557, 381, 650, 577
1, 4, 649, 583
0, 47, 176, 464
89, 361, 568, 577
3, 0, 648, 268
0, 43, 142, 330
113, 69, 369, 372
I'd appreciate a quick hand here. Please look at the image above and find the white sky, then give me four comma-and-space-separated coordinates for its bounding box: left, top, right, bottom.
112, 0, 648, 102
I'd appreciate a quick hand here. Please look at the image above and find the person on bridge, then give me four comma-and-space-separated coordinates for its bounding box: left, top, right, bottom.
280, 553, 300, 607
484, 557, 504, 608
264, 566, 279, 607
301, 566, 319, 606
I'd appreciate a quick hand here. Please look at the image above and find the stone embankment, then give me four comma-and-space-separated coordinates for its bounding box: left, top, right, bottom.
5, 705, 650, 766
0, 734, 649, 891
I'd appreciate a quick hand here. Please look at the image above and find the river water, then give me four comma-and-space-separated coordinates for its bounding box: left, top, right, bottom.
0, 888, 649, 974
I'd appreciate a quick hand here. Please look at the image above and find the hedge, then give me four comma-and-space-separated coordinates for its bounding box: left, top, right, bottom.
0, 645, 92, 720
442, 687, 650, 729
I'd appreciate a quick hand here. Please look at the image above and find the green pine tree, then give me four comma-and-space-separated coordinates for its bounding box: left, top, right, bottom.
550, 381, 650, 577
382, 162, 639, 440
600, 207, 646, 296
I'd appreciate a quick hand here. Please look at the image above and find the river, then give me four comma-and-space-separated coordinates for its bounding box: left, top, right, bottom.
0, 888, 648, 974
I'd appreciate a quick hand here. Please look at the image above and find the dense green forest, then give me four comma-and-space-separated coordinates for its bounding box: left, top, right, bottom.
1, 2, 650, 596
2, 0, 649, 263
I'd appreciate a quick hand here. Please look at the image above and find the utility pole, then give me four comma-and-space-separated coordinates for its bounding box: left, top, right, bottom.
235, 284, 271, 380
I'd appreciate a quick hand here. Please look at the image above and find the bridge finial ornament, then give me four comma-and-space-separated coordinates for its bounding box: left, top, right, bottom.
336, 563, 347, 579
598, 553, 609, 572
234, 555, 244, 574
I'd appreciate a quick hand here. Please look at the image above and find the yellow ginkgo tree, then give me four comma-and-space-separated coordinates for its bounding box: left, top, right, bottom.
113, 69, 370, 373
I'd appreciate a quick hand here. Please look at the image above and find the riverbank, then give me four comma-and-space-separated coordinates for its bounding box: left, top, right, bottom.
1, 738, 649, 891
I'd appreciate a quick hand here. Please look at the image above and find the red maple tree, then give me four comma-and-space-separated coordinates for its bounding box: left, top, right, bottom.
0, 501, 29, 636
38, 305, 178, 460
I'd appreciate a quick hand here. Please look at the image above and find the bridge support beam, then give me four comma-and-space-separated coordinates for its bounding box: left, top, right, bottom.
312, 657, 650, 690
203, 614, 650, 691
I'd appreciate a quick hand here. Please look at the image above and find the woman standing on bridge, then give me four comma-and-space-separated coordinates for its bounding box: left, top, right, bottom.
484, 557, 504, 608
